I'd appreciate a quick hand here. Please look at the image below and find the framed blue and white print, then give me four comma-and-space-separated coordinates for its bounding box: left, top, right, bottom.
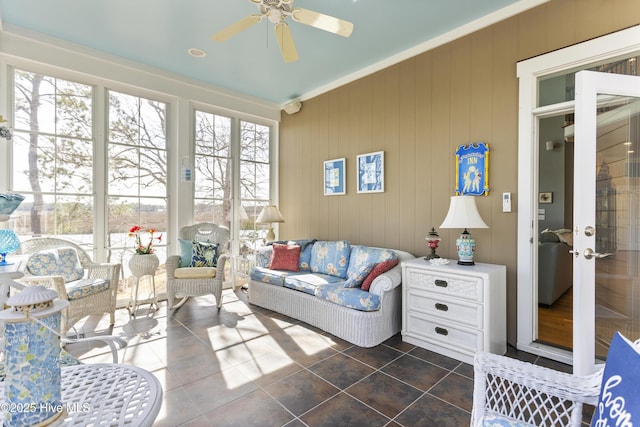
357, 151, 384, 193
324, 158, 346, 195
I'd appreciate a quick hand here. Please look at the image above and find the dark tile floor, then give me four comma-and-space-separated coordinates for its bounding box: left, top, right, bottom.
66, 288, 580, 427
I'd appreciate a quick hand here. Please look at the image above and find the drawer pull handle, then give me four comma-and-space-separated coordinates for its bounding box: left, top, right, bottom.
435, 303, 448, 312
435, 327, 449, 336
435, 279, 448, 288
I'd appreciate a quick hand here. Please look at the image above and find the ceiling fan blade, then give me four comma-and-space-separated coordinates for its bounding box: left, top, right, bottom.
212, 14, 263, 42
274, 22, 298, 63
291, 8, 353, 38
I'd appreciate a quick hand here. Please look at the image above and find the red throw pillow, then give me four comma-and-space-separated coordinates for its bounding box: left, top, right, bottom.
361, 258, 399, 291
269, 243, 301, 271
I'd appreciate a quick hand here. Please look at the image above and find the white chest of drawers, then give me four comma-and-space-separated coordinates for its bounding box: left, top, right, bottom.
401, 257, 506, 364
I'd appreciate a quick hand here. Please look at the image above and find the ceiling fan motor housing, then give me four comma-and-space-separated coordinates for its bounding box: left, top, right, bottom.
259, 0, 293, 23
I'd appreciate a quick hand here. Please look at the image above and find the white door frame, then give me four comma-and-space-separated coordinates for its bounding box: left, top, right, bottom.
516, 25, 640, 364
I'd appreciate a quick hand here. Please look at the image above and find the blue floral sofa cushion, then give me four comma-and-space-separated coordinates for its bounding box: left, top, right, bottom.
250, 266, 291, 286
310, 240, 351, 278
284, 273, 344, 295
290, 239, 316, 271
346, 246, 398, 279
26, 248, 84, 282
26, 247, 109, 299
342, 262, 376, 288
315, 284, 381, 311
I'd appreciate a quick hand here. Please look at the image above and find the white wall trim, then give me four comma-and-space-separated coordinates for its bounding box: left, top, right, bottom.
516, 24, 640, 362
0, 25, 281, 123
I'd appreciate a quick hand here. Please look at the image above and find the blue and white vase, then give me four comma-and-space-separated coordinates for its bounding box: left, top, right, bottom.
0, 286, 69, 426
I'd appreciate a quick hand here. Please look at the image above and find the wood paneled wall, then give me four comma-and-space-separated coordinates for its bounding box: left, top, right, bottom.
278, 0, 640, 343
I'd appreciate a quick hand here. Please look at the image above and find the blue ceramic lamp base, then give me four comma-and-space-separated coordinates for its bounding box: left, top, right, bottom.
455, 229, 477, 266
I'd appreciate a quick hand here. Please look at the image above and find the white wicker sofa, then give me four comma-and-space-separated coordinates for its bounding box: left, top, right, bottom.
248, 240, 415, 347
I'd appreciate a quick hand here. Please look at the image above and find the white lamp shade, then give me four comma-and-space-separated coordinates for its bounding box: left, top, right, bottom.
440, 196, 489, 229
257, 205, 285, 224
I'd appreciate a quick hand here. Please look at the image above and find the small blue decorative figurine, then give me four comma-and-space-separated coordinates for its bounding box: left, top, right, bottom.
0, 193, 25, 266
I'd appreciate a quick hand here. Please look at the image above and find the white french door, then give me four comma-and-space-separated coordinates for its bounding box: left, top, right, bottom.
572, 70, 640, 375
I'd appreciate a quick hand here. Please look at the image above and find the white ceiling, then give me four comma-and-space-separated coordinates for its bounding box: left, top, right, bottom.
0, 0, 544, 106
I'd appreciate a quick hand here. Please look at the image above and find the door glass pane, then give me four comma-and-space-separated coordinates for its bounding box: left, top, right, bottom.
537, 114, 574, 349
591, 96, 640, 359
538, 54, 639, 107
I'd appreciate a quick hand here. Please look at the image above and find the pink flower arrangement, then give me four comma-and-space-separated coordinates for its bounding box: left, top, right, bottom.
129, 225, 163, 255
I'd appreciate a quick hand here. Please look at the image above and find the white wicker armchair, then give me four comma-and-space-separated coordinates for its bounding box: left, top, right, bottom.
17, 237, 121, 336
166, 223, 229, 310
472, 351, 603, 427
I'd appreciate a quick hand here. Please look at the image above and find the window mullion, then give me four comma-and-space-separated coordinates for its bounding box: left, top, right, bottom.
94, 84, 107, 262
230, 117, 241, 256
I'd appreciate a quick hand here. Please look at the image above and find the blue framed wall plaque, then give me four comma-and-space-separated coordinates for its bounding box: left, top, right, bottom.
454, 142, 490, 196
324, 158, 346, 195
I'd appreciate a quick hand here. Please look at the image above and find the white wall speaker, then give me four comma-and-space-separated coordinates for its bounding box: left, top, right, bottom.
283, 100, 302, 115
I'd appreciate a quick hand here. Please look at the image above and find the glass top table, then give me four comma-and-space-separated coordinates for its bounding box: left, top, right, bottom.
1, 363, 163, 426
0, 256, 24, 281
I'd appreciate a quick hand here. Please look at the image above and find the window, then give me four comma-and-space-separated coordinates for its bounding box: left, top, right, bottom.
194, 111, 273, 255
106, 90, 168, 302
539, 55, 639, 107
12, 69, 94, 247
7, 65, 277, 307
240, 120, 271, 254
194, 111, 232, 226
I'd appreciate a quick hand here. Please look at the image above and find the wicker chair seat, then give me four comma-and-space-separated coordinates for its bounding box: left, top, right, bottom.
174, 267, 216, 279
65, 278, 109, 300
166, 223, 229, 310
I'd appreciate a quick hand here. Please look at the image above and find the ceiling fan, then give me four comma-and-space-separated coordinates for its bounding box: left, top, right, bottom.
212, 0, 354, 63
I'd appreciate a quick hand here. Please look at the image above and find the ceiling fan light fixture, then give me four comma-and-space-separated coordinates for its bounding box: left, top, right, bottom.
212, 0, 353, 62
267, 7, 283, 24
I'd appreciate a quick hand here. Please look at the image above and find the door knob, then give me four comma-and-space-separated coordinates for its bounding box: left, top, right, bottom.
583, 248, 613, 260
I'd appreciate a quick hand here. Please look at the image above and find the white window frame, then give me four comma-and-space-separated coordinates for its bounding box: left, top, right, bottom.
0, 29, 281, 255
191, 103, 278, 257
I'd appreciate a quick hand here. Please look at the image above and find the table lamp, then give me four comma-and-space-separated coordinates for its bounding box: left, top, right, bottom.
440, 196, 489, 265
256, 205, 285, 242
